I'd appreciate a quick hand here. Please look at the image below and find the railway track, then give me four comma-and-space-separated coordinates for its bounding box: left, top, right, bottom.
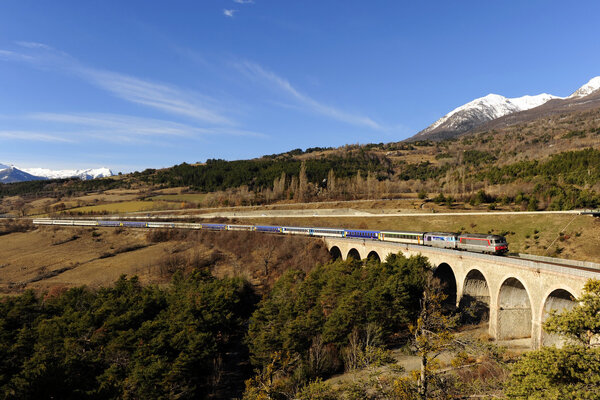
506, 255, 600, 273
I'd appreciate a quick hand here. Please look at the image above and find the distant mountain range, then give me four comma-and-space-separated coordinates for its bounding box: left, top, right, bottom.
0, 165, 113, 184
411, 76, 600, 141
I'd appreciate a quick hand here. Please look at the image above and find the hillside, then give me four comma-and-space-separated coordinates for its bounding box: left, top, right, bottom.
0, 222, 330, 295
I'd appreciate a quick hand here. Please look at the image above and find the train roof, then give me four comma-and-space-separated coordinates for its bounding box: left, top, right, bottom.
458, 233, 507, 240
380, 230, 424, 235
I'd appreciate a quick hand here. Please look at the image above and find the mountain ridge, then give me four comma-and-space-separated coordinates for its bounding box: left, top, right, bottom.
411, 76, 600, 141
0, 164, 113, 183
0, 167, 44, 184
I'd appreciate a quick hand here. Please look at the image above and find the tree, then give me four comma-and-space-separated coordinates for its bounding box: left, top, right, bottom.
326, 169, 336, 198
410, 275, 459, 400
12, 198, 30, 217
506, 279, 600, 399
298, 161, 308, 202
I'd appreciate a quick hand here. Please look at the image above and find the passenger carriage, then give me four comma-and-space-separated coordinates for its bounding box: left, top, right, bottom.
310, 228, 345, 238
201, 223, 227, 230
98, 220, 122, 227
227, 224, 256, 231
122, 221, 148, 228
147, 222, 176, 228
255, 225, 282, 233
32, 219, 54, 225
379, 230, 423, 244
76, 220, 99, 226
281, 226, 311, 235
344, 229, 380, 240
423, 232, 458, 249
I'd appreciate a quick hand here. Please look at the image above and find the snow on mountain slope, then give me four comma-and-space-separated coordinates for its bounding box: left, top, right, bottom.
21, 167, 113, 180
568, 76, 600, 98
509, 93, 559, 110
415, 93, 559, 139
0, 167, 44, 184
0, 163, 10, 171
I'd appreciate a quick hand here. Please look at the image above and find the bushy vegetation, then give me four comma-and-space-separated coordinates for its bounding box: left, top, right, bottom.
0, 272, 255, 399
245, 254, 428, 394
482, 148, 600, 186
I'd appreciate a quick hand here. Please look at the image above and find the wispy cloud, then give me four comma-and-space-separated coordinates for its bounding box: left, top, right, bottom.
77, 69, 232, 125
0, 49, 36, 62
233, 0, 254, 4
0, 130, 76, 143
236, 61, 382, 130
0, 111, 267, 147
224, 9, 237, 17
0, 44, 233, 126
15, 41, 55, 51
27, 112, 266, 141
29, 113, 197, 137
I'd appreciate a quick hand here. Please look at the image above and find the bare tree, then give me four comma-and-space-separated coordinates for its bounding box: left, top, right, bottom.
298, 161, 308, 202
254, 235, 279, 276
411, 276, 459, 400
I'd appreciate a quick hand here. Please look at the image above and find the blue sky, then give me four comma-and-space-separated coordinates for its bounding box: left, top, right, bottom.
1, 1, 599, 172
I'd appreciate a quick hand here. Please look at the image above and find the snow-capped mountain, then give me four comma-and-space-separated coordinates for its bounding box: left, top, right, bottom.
568, 76, 600, 98
0, 164, 113, 183
0, 167, 44, 184
414, 93, 559, 140
412, 76, 600, 141
21, 167, 113, 181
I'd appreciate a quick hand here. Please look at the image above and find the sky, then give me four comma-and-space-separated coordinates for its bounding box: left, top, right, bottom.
1, 0, 599, 172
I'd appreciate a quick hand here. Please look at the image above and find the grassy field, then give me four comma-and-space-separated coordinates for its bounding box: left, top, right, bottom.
150, 193, 207, 203
61, 200, 180, 214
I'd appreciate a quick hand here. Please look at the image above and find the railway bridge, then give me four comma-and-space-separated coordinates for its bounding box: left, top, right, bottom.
324, 237, 600, 349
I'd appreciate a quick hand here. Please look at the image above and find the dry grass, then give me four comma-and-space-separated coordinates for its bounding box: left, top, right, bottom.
0, 225, 332, 295
61, 200, 178, 214
150, 193, 207, 203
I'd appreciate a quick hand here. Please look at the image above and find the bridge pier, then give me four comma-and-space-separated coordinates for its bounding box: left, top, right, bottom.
323, 237, 590, 349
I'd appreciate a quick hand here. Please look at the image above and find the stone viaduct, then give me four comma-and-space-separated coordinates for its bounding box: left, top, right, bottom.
324, 237, 600, 349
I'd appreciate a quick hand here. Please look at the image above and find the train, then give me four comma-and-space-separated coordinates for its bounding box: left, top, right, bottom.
32, 219, 509, 255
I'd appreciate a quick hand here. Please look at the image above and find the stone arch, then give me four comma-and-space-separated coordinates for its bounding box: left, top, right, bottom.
433, 263, 457, 309
347, 248, 361, 260
541, 288, 577, 347
366, 251, 381, 262
497, 277, 532, 341
329, 246, 342, 260
459, 269, 491, 325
